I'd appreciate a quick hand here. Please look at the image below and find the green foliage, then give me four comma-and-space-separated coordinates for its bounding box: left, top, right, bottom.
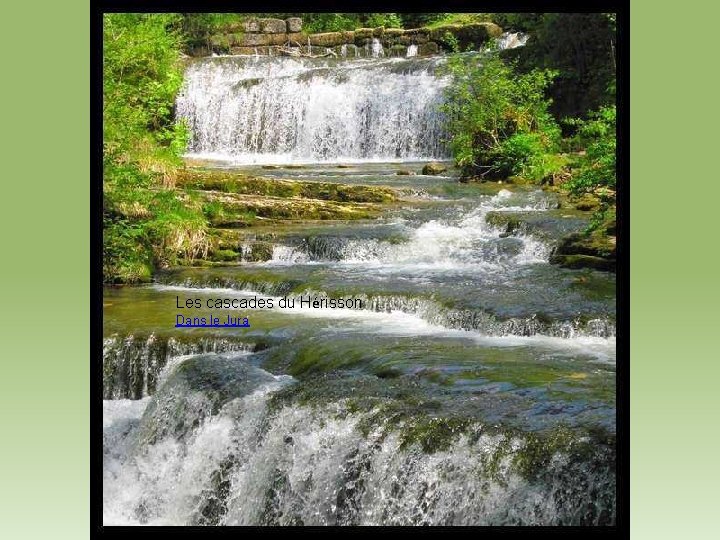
103, 217, 154, 283
103, 14, 209, 283
302, 13, 362, 33
499, 13, 616, 120
565, 106, 616, 194
396, 14, 444, 28
180, 14, 244, 50
562, 105, 617, 233
442, 32, 460, 53
364, 13, 403, 29
103, 13, 185, 161
202, 200, 225, 221
424, 13, 494, 29
440, 53, 561, 180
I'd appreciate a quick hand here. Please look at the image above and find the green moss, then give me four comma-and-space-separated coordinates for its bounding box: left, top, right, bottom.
243, 241, 273, 262
421, 162, 447, 175
572, 193, 602, 211
399, 417, 471, 453
373, 367, 403, 379
416, 368, 453, 386
210, 249, 239, 262
550, 254, 615, 272
177, 169, 396, 203
512, 427, 576, 479
485, 211, 524, 235
275, 344, 366, 377
551, 226, 616, 272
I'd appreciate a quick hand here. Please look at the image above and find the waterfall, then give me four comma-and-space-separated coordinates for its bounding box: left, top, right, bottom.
370, 37, 384, 58
176, 56, 450, 164
103, 354, 616, 526
497, 31, 529, 50
103, 334, 255, 399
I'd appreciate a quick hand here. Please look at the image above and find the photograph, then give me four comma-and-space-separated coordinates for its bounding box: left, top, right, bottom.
98, 7, 625, 529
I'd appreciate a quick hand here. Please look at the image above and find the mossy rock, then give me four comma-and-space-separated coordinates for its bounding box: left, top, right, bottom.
136, 356, 277, 445
550, 254, 615, 272
213, 219, 254, 229
417, 42, 439, 56
202, 191, 380, 221
604, 219, 617, 235
573, 193, 602, 211
308, 32, 345, 47
551, 230, 616, 272
353, 28, 374, 42
421, 162, 447, 175
238, 33, 273, 47
554, 232, 616, 259
384, 28, 405, 39
177, 170, 396, 204
485, 211, 524, 236
242, 241, 274, 262
210, 249, 239, 262
396, 169, 416, 176
260, 18, 287, 34
388, 44, 407, 57
399, 417, 471, 454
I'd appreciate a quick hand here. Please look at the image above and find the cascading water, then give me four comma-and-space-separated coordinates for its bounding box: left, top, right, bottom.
105, 47, 616, 526
176, 56, 449, 164
103, 334, 255, 399
497, 31, 529, 50
104, 357, 615, 526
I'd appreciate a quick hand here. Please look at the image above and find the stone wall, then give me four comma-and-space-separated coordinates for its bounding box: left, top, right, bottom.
191, 17, 502, 58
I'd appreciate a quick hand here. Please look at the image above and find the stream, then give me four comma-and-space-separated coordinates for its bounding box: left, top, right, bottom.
102, 54, 616, 526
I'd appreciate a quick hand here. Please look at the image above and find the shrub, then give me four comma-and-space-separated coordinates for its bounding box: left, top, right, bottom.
565, 106, 616, 194
364, 13, 403, 29
440, 53, 561, 180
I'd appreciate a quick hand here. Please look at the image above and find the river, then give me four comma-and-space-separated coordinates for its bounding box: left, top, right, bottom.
102, 52, 616, 526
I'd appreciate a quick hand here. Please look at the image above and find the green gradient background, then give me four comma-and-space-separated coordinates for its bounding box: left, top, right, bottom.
1, 2, 716, 538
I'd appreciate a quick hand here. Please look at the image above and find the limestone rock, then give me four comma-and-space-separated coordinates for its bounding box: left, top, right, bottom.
422, 162, 447, 175
384, 28, 405, 39
286, 17, 302, 33
261, 18, 287, 34
240, 33, 272, 47
243, 18, 261, 32
418, 42, 439, 56
136, 356, 277, 445
354, 28, 374, 42
550, 231, 616, 272
309, 32, 345, 47
286, 32, 305, 44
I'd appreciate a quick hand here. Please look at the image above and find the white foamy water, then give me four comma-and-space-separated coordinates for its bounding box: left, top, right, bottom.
496, 31, 529, 50
264, 189, 553, 270
103, 384, 615, 525
153, 283, 615, 362
177, 56, 449, 164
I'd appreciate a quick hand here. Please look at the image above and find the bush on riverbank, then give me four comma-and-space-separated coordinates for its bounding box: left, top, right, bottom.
103, 14, 209, 283
564, 106, 616, 195
440, 53, 562, 181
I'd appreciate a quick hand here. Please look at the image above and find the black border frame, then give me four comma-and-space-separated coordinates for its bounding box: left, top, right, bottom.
91, 2, 629, 536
